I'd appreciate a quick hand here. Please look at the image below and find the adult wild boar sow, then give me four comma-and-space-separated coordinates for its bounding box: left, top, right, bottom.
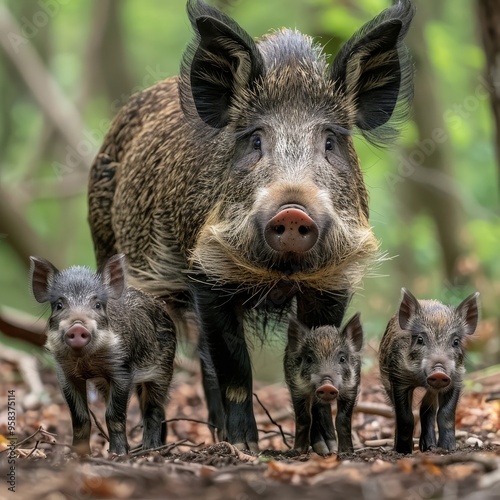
88, 0, 415, 450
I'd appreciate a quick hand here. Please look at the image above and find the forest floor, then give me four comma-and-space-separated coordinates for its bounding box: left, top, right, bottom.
0, 357, 499, 500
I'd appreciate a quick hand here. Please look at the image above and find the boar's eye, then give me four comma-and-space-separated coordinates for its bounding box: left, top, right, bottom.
252, 135, 262, 151
325, 136, 335, 152
339, 355, 346, 363
305, 354, 314, 365
416, 336, 424, 345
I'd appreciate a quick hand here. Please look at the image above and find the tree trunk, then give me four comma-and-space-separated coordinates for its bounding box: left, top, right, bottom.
477, 0, 500, 184
397, 0, 467, 283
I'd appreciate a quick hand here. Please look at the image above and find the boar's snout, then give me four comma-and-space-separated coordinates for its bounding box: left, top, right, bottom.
65, 323, 91, 350
264, 205, 319, 253
315, 382, 339, 402
426, 365, 451, 390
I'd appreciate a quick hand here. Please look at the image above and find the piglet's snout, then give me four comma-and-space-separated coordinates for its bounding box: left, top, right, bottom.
315, 382, 339, 402
427, 364, 451, 389
65, 323, 91, 350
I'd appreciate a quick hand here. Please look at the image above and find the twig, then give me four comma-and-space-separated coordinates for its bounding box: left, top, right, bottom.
129, 438, 191, 457
25, 441, 39, 458
0, 426, 56, 453
165, 417, 218, 429
89, 408, 109, 442
253, 392, 291, 449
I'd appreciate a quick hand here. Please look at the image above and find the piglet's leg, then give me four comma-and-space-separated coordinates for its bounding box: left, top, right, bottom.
106, 378, 133, 455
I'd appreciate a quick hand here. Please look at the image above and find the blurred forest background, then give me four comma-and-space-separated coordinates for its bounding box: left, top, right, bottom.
0, 0, 498, 378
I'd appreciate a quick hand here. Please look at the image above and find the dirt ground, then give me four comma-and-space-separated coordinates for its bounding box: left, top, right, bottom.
1, 357, 499, 500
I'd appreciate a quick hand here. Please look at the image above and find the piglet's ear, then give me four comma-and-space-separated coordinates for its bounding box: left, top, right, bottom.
180, 0, 264, 128
456, 292, 480, 336
287, 316, 309, 354
331, 0, 415, 145
398, 287, 420, 330
102, 254, 126, 300
29, 256, 59, 303
342, 313, 363, 352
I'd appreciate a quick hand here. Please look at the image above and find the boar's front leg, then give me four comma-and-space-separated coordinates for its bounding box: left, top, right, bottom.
310, 403, 337, 454
137, 382, 167, 451
436, 385, 461, 451
290, 392, 313, 453
59, 372, 91, 455
336, 396, 356, 453
392, 384, 415, 454
419, 390, 438, 451
106, 378, 133, 455
194, 282, 259, 452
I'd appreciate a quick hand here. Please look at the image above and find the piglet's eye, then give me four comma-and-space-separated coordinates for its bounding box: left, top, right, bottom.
305, 355, 314, 364
95, 302, 102, 310
452, 338, 460, 347
416, 336, 424, 345
54, 301, 63, 311
339, 355, 346, 363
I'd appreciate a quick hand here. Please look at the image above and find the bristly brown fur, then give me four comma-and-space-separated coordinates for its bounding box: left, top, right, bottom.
88, 0, 414, 322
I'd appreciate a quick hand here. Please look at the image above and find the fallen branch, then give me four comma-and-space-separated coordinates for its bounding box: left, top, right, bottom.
0, 306, 47, 347
253, 392, 291, 449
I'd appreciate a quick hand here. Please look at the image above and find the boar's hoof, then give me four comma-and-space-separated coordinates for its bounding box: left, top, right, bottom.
315, 383, 339, 402
65, 324, 91, 349
265, 206, 318, 253
426, 371, 451, 389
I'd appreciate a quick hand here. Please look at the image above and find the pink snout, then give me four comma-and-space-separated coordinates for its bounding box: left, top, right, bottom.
65, 324, 91, 350
427, 371, 451, 389
316, 383, 339, 403
264, 206, 319, 253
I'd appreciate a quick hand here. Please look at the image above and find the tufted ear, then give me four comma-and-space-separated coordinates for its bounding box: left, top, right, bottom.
287, 316, 310, 354
331, 0, 415, 145
398, 287, 420, 330
180, 0, 264, 128
102, 254, 126, 300
456, 292, 480, 336
342, 313, 363, 352
29, 256, 59, 303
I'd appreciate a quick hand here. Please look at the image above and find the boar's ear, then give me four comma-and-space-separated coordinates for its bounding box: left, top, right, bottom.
29, 256, 59, 303
342, 313, 363, 352
102, 254, 126, 300
287, 316, 309, 353
398, 288, 420, 330
456, 292, 480, 336
331, 0, 415, 146
180, 0, 264, 128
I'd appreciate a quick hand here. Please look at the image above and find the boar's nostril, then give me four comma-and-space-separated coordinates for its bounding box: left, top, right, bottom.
65, 324, 91, 350
265, 207, 319, 253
